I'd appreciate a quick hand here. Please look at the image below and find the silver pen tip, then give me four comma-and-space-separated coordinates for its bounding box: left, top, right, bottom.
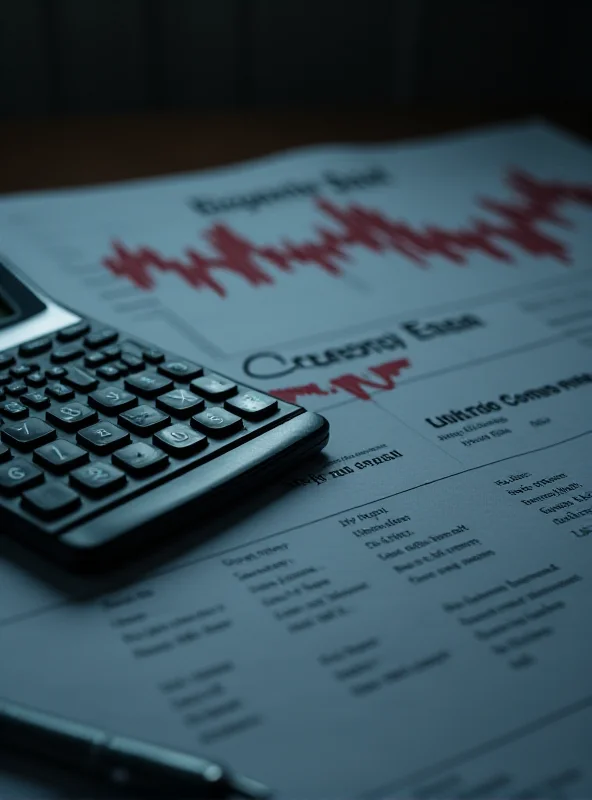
228, 772, 273, 799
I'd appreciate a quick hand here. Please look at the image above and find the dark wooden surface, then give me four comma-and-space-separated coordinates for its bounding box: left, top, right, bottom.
0, 107, 590, 195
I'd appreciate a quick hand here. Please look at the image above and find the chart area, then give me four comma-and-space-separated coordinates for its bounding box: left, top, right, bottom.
1, 123, 592, 360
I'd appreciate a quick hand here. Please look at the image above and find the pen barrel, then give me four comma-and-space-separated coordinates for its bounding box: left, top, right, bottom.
99, 735, 229, 794
0, 699, 104, 770
0, 700, 269, 798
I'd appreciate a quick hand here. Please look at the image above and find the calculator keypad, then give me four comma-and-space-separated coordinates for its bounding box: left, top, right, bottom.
47, 402, 98, 432
154, 423, 207, 457
97, 365, 121, 381
77, 421, 131, 454
34, 440, 89, 473
19, 337, 52, 358
191, 407, 243, 438
71, 462, 126, 496
0, 400, 28, 420
11, 364, 33, 378
63, 366, 99, 392
84, 329, 118, 349
1, 418, 56, 451
190, 374, 237, 401
22, 482, 81, 520
118, 404, 170, 435
89, 387, 137, 415
156, 388, 204, 419
0, 319, 298, 536
120, 353, 144, 372
26, 371, 47, 388
0, 459, 44, 495
113, 442, 169, 477
225, 392, 278, 421
57, 321, 90, 342
125, 372, 174, 399
0, 354, 15, 370
51, 344, 85, 364
22, 391, 50, 411
7, 381, 27, 397
157, 360, 203, 382
45, 366, 67, 380
46, 382, 75, 401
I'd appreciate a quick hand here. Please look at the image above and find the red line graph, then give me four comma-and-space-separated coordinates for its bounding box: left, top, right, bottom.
271, 358, 412, 405
102, 171, 592, 298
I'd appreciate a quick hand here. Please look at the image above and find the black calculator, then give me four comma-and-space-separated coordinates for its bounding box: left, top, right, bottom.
0, 262, 329, 570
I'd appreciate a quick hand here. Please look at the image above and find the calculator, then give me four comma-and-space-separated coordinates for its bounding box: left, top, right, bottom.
0, 261, 329, 570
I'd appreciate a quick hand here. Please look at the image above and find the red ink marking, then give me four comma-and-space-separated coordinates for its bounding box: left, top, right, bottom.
271, 383, 330, 405
329, 358, 411, 400
271, 358, 411, 405
102, 171, 592, 298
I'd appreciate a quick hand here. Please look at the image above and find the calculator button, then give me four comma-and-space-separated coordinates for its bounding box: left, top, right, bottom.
22, 482, 81, 520
113, 442, 169, 477
118, 405, 170, 435
85, 329, 118, 349
191, 407, 243, 438
77, 421, 130, 454
89, 387, 138, 415
0, 373, 11, 387
158, 360, 203, 382
47, 402, 98, 432
63, 366, 99, 392
0, 353, 15, 370
85, 352, 108, 368
70, 462, 126, 496
22, 391, 51, 411
0, 400, 28, 420
6, 381, 27, 397
57, 321, 91, 342
19, 337, 52, 358
45, 366, 67, 380
0, 443, 10, 462
113, 361, 129, 377
143, 348, 165, 364
2, 418, 56, 452
11, 364, 32, 378
0, 460, 44, 496
46, 382, 75, 401
120, 354, 144, 373
34, 439, 89, 474
0, 388, 4, 402
97, 365, 120, 381
225, 392, 279, 421
190, 374, 238, 401
101, 345, 121, 361
26, 371, 46, 388
51, 344, 85, 364
125, 371, 174, 399
153, 424, 207, 457
156, 389, 204, 419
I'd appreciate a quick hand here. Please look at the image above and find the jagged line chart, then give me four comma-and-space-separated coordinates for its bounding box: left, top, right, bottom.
102, 171, 592, 299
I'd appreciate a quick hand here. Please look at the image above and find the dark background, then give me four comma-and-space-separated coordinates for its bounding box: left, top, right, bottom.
1, 0, 590, 116
0, 0, 591, 195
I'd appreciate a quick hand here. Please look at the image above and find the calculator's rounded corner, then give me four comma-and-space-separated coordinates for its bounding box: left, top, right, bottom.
52, 409, 330, 572
293, 411, 330, 450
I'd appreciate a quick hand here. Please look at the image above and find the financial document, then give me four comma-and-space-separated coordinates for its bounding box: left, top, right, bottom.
0, 120, 591, 798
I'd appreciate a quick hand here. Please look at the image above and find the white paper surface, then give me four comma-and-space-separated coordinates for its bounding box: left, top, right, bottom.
0, 120, 591, 798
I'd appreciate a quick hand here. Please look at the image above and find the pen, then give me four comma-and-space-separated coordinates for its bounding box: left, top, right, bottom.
0, 697, 271, 798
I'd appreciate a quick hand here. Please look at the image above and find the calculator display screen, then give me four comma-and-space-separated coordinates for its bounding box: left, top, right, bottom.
0, 294, 14, 318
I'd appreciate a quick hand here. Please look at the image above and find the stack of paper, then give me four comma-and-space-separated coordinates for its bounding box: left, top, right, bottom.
0, 120, 591, 798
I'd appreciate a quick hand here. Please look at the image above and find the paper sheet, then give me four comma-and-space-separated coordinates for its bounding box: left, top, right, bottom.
0, 120, 591, 798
